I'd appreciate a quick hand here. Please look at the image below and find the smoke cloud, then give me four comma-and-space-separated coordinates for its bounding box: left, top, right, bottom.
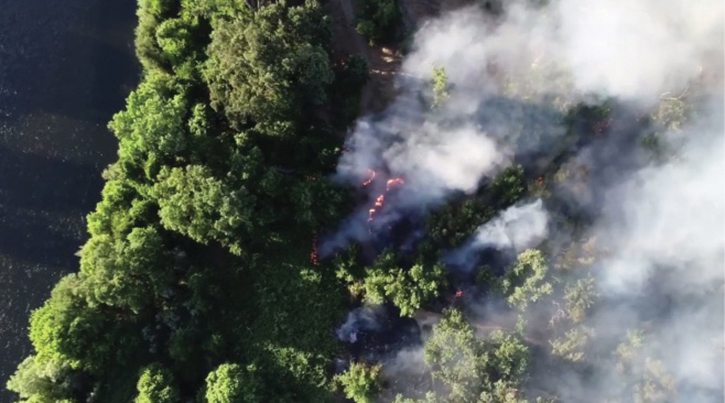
445, 199, 549, 271
327, 0, 722, 249
336, 305, 387, 344
579, 102, 725, 401
329, 0, 724, 400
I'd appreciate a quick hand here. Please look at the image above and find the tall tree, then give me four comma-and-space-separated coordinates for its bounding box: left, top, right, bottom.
335, 362, 382, 403
135, 363, 179, 403
205, 363, 261, 403
204, 0, 333, 132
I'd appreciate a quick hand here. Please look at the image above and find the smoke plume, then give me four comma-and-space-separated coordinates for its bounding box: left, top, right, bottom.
329, 0, 724, 400
445, 199, 549, 271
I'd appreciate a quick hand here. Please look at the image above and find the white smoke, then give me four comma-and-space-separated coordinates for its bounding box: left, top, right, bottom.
385, 123, 506, 200
473, 199, 549, 252
330, 0, 722, 247
328, 0, 724, 399
446, 199, 549, 270
555, 0, 722, 104
597, 125, 724, 293
335, 305, 387, 344
582, 103, 725, 400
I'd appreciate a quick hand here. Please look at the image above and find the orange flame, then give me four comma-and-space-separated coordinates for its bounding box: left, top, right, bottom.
362, 169, 376, 186
366, 176, 405, 224
367, 195, 386, 222
386, 178, 405, 191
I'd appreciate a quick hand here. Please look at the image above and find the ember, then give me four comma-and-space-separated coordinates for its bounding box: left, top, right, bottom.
362, 169, 376, 186
386, 178, 405, 191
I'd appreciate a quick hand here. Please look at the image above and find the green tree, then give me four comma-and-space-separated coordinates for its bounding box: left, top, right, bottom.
432, 67, 450, 109
477, 380, 527, 403
108, 74, 189, 181
394, 392, 441, 403
335, 362, 382, 403
205, 363, 261, 403
550, 327, 592, 362
489, 165, 526, 209
135, 363, 179, 403
485, 330, 529, 383
615, 331, 676, 403
204, 0, 333, 132
155, 17, 196, 69
135, 0, 172, 71
29, 275, 136, 373
563, 277, 596, 324
86, 178, 152, 239
363, 252, 446, 316
424, 309, 484, 402
423, 310, 530, 402
500, 249, 553, 311
79, 226, 173, 313
141, 0, 176, 18
6, 356, 73, 403
153, 165, 255, 253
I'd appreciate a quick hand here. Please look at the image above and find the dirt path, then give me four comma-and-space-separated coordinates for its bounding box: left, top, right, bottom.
329, 0, 405, 115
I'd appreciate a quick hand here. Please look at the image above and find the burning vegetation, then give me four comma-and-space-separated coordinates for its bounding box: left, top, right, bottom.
6, 0, 723, 402
364, 170, 406, 223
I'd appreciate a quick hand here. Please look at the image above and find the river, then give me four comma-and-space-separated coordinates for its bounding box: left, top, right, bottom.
0, 0, 138, 398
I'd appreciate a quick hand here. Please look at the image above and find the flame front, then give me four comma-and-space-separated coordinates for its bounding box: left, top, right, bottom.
367, 177, 405, 223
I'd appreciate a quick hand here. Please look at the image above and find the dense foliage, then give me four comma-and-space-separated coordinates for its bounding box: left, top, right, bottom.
335, 362, 382, 403
7, 0, 355, 401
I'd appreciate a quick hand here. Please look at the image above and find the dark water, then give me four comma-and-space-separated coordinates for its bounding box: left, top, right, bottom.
0, 0, 138, 398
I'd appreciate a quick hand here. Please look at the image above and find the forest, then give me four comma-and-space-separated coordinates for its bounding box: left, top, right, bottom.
5, 0, 723, 402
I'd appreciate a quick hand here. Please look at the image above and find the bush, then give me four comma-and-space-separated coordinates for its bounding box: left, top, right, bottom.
335, 362, 382, 403
135, 364, 179, 403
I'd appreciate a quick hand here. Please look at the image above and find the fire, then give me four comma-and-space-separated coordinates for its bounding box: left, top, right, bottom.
368, 195, 386, 222
386, 178, 405, 191
360, 172, 405, 224
454, 289, 464, 299
362, 169, 376, 186
367, 177, 405, 223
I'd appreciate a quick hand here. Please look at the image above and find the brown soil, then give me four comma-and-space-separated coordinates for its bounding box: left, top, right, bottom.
328, 0, 478, 118
328, 0, 407, 116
